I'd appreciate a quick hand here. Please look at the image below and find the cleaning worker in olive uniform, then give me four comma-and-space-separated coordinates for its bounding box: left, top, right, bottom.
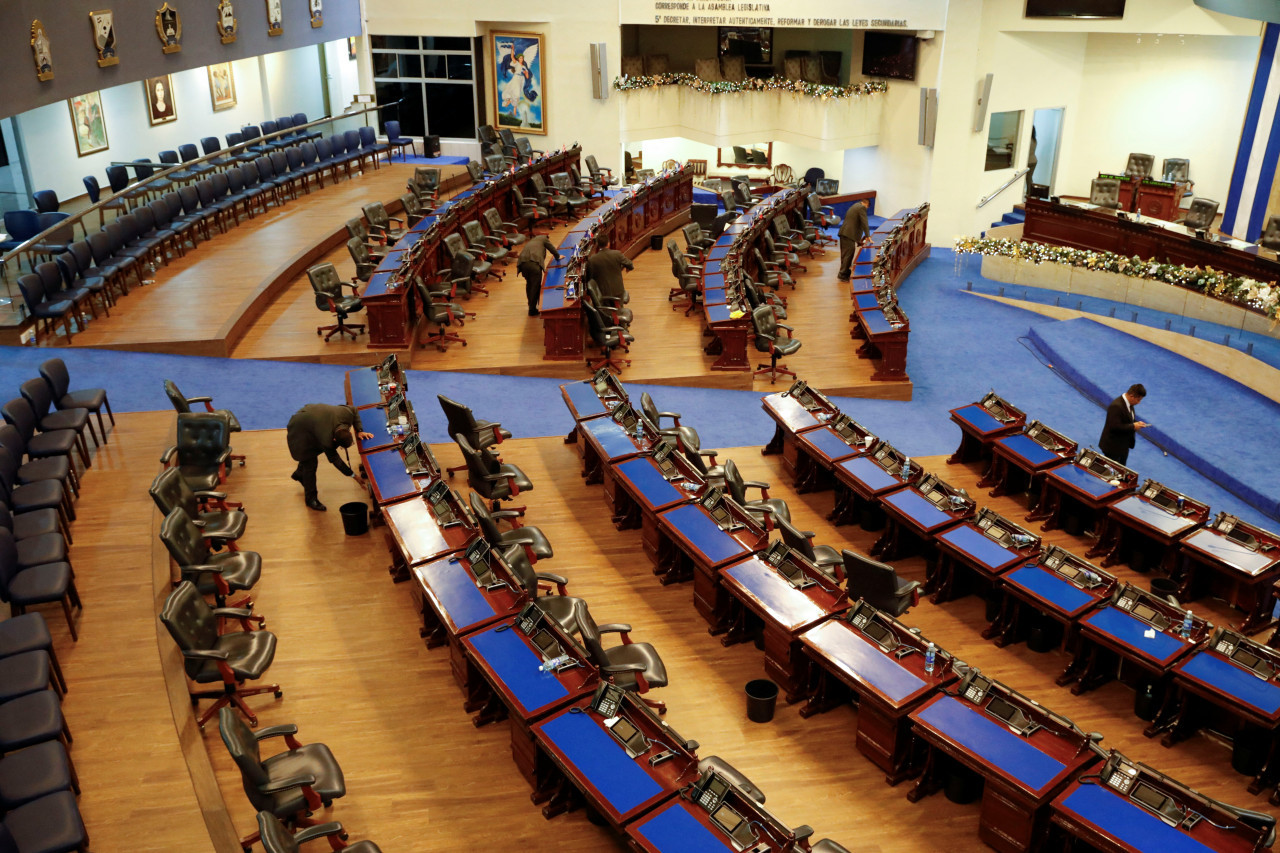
286, 403, 373, 511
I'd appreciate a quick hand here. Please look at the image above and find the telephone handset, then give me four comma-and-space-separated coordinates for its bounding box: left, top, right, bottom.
1077, 449, 1117, 480
762, 540, 789, 568
830, 413, 855, 442
590, 681, 626, 718
515, 602, 541, 637
401, 433, 427, 475
465, 537, 490, 574
785, 379, 813, 408
1142, 480, 1163, 500
980, 391, 1016, 423
1102, 753, 1140, 795
592, 367, 617, 397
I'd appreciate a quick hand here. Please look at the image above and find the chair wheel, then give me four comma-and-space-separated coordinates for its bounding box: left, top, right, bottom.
274, 690, 283, 698
339, 832, 348, 841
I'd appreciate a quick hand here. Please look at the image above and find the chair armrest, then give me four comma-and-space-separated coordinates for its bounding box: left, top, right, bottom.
217, 449, 232, 465
181, 649, 229, 661
252, 723, 300, 740
535, 571, 569, 587
257, 774, 318, 795
893, 579, 921, 598
210, 607, 254, 619
194, 490, 228, 500
602, 662, 645, 674
186, 395, 214, 405
793, 825, 815, 843
291, 824, 347, 846
654, 410, 682, 425
160, 446, 177, 464
777, 323, 794, 332
597, 623, 633, 643
742, 479, 770, 490
490, 508, 525, 520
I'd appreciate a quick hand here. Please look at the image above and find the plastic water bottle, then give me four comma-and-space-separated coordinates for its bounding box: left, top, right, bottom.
900, 456, 911, 480
538, 654, 572, 673
1180, 610, 1193, 639
1176, 495, 1186, 515
924, 642, 937, 675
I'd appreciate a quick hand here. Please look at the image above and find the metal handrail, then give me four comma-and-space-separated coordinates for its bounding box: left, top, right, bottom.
977, 168, 1030, 209
1, 103, 388, 279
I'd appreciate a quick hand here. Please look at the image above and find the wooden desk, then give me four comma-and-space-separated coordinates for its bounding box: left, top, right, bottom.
945, 394, 1025, 466
928, 510, 1041, 604
576, 411, 645, 485
605, 454, 698, 562
382, 497, 470, 580
982, 426, 1076, 508
873, 474, 975, 563
791, 418, 876, 494
1029, 456, 1136, 534
829, 448, 913, 529
1135, 178, 1181, 221
627, 782, 808, 853
983, 548, 1115, 651
1178, 517, 1280, 635
1088, 483, 1207, 575
657, 497, 765, 614
760, 386, 838, 478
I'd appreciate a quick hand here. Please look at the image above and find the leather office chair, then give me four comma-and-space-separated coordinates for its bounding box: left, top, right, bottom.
1090, 178, 1122, 210
570, 165, 604, 204
159, 506, 261, 617
256, 810, 382, 853
160, 412, 233, 491
741, 278, 787, 321
584, 281, 632, 329
498, 128, 519, 161
551, 172, 589, 217
516, 137, 545, 160
163, 380, 244, 469
347, 237, 378, 283
383, 119, 415, 161
466, 159, 485, 185
574, 601, 668, 713
585, 154, 617, 189
307, 262, 365, 342
762, 231, 802, 276
815, 178, 839, 196
477, 124, 501, 157
1183, 197, 1220, 232
438, 394, 511, 475
413, 274, 467, 352
639, 392, 696, 452
529, 173, 569, 223
751, 247, 793, 292
697, 756, 766, 804
805, 192, 839, 247
399, 192, 425, 227
511, 186, 548, 233
218, 707, 344, 849
161, 582, 279, 727
362, 201, 406, 244
751, 304, 800, 383
1162, 157, 1194, 197
462, 220, 509, 267
0, 529, 81, 642
723, 459, 790, 529
499, 542, 580, 631
720, 190, 738, 214
1260, 216, 1280, 250
682, 222, 713, 258
775, 516, 844, 582
483, 153, 507, 177
444, 232, 498, 285
843, 549, 919, 616
733, 178, 764, 207
584, 301, 633, 373
408, 167, 440, 207
666, 239, 702, 312
1123, 152, 1155, 182
149, 465, 246, 547
773, 211, 815, 259
456, 433, 533, 511
468, 493, 553, 563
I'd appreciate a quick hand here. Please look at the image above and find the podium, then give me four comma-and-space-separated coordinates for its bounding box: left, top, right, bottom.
1135, 178, 1180, 221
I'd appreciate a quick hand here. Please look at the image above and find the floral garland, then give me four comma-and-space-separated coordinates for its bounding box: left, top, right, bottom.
954, 236, 1280, 320
613, 73, 887, 100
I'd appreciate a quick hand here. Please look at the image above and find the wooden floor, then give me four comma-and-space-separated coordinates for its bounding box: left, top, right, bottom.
55, 409, 1278, 853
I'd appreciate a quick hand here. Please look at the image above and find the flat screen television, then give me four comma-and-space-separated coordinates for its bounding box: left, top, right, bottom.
718, 27, 772, 64
861, 32, 917, 81
1025, 0, 1126, 17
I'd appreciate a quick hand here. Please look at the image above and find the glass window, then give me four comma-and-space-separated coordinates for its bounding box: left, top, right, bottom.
370, 35, 418, 51
422, 55, 447, 78
371, 53, 399, 78
426, 83, 475, 138
985, 110, 1022, 172
447, 55, 472, 81
370, 33, 478, 140
422, 36, 471, 51
398, 54, 422, 78
376, 81, 426, 138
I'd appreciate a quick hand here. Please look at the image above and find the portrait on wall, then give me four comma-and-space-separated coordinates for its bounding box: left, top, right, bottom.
89, 10, 119, 68
265, 0, 283, 36
31, 20, 54, 82
491, 31, 546, 136
208, 62, 237, 112
347, 37, 356, 60
216, 0, 237, 44
310, 0, 323, 28
69, 91, 109, 157
155, 3, 182, 54
145, 75, 177, 125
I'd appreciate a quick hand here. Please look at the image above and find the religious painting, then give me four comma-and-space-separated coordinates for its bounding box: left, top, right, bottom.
155, 3, 182, 54
89, 10, 119, 68
491, 31, 546, 136
69, 91, 109, 157
265, 0, 283, 36
145, 75, 177, 125
208, 62, 237, 112
310, 0, 324, 28
31, 20, 54, 82
216, 0, 237, 44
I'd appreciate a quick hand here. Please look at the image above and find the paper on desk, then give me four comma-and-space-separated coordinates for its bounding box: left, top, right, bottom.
1143, 628, 1156, 639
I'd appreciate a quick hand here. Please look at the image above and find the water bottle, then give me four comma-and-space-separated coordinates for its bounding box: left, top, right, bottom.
924, 642, 937, 675
634, 421, 644, 442
1180, 610, 1193, 639
1176, 495, 1186, 515
900, 456, 911, 480
538, 654, 572, 673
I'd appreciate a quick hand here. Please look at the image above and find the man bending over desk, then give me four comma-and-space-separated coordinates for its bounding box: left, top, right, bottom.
518, 235, 561, 317
287, 403, 374, 511
585, 233, 634, 301
837, 200, 871, 282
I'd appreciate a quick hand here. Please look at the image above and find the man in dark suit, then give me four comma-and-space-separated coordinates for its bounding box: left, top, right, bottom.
286, 403, 373, 511
585, 233, 634, 300
837, 200, 870, 281
1098, 383, 1148, 465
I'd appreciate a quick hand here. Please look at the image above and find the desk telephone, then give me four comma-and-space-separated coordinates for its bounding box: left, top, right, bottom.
425, 480, 458, 526
1101, 754, 1188, 826
590, 681, 626, 718
465, 538, 504, 591
871, 441, 908, 477
956, 670, 1037, 736
784, 379, 822, 412
1210, 513, 1261, 552
689, 772, 759, 850
1111, 586, 1171, 631
915, 473, 970, 512
610, 401, 639, 434
1042, 546, 1106, 588
974, 508, 1036, 549
401, 434, 428, 476
848, 602, 901, 652
376, 354, 399, 385
651, 438, 679, 480
761, 540, 815, 590
1209, 628, 1276, 680
829, 413, 870, 446
1141, 480, 1184, 513
1024, 420, 1067, 453
591, 367, 625, 401
978, 391, 1021, 424
1076, 449, 1130, 483
701, 487, 738, 530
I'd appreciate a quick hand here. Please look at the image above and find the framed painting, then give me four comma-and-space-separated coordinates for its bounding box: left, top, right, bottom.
491, 30, 546, 136
145, 75, 178, 125
208, 62, 237, 112
68, 91, 109, 157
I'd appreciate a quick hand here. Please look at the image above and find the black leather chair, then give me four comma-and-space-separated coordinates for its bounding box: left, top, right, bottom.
511, 186, 548, 233
750, 304, 801, 382
456, 433, 533, 511
0, 792, 89, 853
481, 208, 527, 252
697, 756, 766, 804
723, 459, 790, 529
1123, 152, 1155, 182
516, 137, 545, 160
1090, 177, 1122, 210
666, 239, 702, 313
584, 302, 633, 373
499, 543, 579, 632
0, 529, 81, 642
750, 246, 792, 291
584, 281, 632, 330
149, 465, 246, 547
159, 507, 261, 615
164, 380, 245, 468
1262, 216, 1280, 250
1183, 197, 1220, 232
551, 172, 589, 218
160, 412, 233, 491
408, 167, 440, 207
772, 211, 815, 259
307, 263, 365, 342
682, 222, 713, 258
444, 232, 497, 287
361, 201, 406, 244
462, 219, 509, 267
347, 237, 378, 283
438, 395, 511, 477
585, 154, 617, 189
160, 581, 279, 726
468, 492, 552, 563
843, 549, 919, 616
218, 707, 344, 850
639, 392, 696, 451
741, 278, 787, 321
775, 515, 843, 582
256, 810, 382, 853
414, 273, 468, 352
529, 173, 569, 223
575, 601, 668, 713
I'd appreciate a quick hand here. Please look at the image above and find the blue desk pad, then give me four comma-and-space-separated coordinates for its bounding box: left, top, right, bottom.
938, 526, 1018, 571
1183, 529, 1275, 575
708, 245, 732, 261
615, 457, 687, 511
562, 381, 608, 420
358, 423, 395, 454
798, 426, 862, 463
838, 456, 901, 494
952, 404, 1007, 436
852, 292, 879, 311
1048, 464, 1123, 499
347, 368, 383, 409
704, 259, 723, 276
860, 309, 892, 335
660, 504, 750, 566
1111, 496, 1198, 537
631, 801, 733, 852
417, 556, 497, 633
1004, 566, 1095, 617
468, 625, 570, 716
538, 711, 665, 818
1178, 652, 1280, 716
882, 489, 953, 531
582, 417, 641, 462
763, 393, 822, 432
1058, 784, 1218, 853
362, 270, 395, 298
705, 303, 739, 323
723, 557, 828, 631
702, 287, 728, 307
1081, 607, 1189, 665
801, 621, 926, 705
539, 285, 567, 312
997, 434, 1062, 467
365, 448, 419, 503
914, 696, 1066, 793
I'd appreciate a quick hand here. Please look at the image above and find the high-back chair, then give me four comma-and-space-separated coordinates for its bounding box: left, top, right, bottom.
361, 201, 405, 244
1090, 177, 1122, 209
775, 515, 843, 581
413, 274, 467, 352
456, 433, 532, 510
574, 600, 669, 713
19, 379, 96, 457
498, 542, 579, 630
1123, 152, 1155, 181
1183, 197, 1220, 232
256, 811, 382, 853
149, 465, 245, 546
438, 395, 510, 462
159, 412, 233, 491
722, 458, 790, 529
843, 550, 920, 616
358, 125, 388, 166
399, 192, 424, 226
465, 160, 485, 185
529, 173, 568, 222
158, 506, 260, 613
346, 237, 378, 282
1260, 215, 1280, 250
306, 262, 365, 342
467, 491, 552, 563
584, 301, 633, 373
511, 186, 547, 232
585, 154, 616, 188
461, 219, 508, 267
483, 154, 507, 176
551, 172, 589, 217
750, 303, 800, 382
443, 232, 495, 286
481, 208, 526, 250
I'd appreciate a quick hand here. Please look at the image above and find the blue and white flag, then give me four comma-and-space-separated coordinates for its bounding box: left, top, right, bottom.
1223, 23, 1280, 242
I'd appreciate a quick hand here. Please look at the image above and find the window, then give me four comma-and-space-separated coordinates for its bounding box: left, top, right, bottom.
984, 110, 1022, 171
371, 35, 477, 140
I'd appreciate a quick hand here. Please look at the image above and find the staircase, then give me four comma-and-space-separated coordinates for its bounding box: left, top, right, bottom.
984, 204, 1025, 237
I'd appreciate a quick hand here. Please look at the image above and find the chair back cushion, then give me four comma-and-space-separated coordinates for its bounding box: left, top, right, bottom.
149, 465, 194, 518
160, 505, 209, 566
695, 57, 722, 82
721, 55, 746, 82
38, 358, 71, 401
1162, 158, 1189, 181
346, 217, 369, 242
307, 263, 344, 308
466, 160, 484, 183
644, 54, 669, 75
0, 529, 23, 601
415, 167, 440, 189
256, 812, 300, 853
175, 411, 230, 468
621, 55, 645, 76
19, 378, 55, 419
1124, 152, 1154, 180
1184, 197, 1220, 231
362, 202, 388, 229
33, 190, 59, 213
1261, 216, 1280, 250
159, 580, 220, 673
443, 233, 467, 259
0, 398, 39, 443
845, 552, 901, 606
1090, 178, 1120, 208
485, 153, 506, 174
217, 706, 273, 802
461, 220, 485, 247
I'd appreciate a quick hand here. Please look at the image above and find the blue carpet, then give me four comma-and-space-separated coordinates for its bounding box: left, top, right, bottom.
399, 154, 471, 166
1028, 319, 1280, 521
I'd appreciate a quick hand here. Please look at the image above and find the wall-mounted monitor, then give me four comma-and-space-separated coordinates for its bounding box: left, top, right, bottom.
861, 32, 917, 81
1025, 0, 1126, 17
718, 27, 772, 64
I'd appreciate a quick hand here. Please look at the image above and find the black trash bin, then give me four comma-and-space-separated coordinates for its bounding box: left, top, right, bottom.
1149, 577, 1179, 602
339, 501, 369, 536
649, 234, 663, 252
745, 679, 779, 723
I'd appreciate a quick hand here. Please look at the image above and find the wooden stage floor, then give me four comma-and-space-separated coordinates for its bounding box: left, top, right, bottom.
63, 411, 1277, 852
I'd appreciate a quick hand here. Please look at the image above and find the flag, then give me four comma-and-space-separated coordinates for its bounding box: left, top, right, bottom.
1223, 23, 1280, 242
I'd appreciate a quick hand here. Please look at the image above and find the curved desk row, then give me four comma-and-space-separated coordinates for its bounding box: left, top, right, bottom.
359, 146, 582, 350
849, 203, 930, 382
541, 169, 694, 361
